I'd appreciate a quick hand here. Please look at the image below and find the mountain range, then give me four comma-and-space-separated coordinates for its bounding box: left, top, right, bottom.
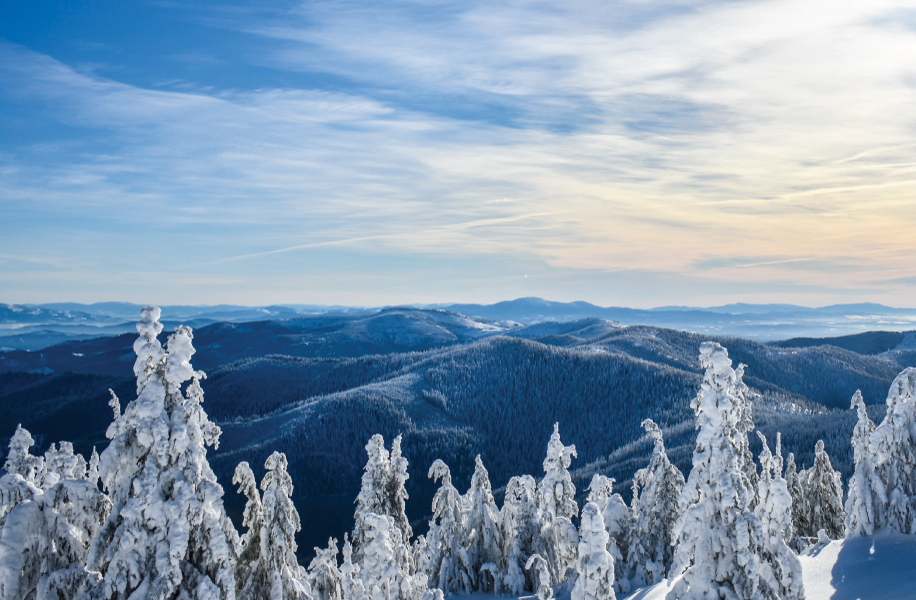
2, 305, 914, 558
4, 298, 916, 351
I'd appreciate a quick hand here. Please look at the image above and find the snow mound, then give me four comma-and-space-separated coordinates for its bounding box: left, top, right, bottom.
619, 532, 916, 600
798, 531, 916, 600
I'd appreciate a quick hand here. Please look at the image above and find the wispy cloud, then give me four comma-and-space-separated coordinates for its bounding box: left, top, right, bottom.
2, 1, 916, 306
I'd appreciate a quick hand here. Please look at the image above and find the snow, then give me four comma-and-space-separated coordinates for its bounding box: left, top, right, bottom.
611, 532, 916, 600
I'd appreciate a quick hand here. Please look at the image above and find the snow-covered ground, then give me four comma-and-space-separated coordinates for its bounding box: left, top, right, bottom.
615, 531, 916, 600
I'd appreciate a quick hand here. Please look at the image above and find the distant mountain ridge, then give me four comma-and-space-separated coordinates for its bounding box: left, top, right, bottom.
3, 298, 916, 350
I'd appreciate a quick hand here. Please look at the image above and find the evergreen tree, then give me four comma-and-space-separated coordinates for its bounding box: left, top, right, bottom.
462, 456, 501, 591
359, 513, 424, 600
386, 437, 415, 580
233, 462, 262, 597
585, 475, 628, 593
386, 436, 412, 549
2, 426, 44, 489
783, 453, 807, 550
0, 427, 42, 529
353, 436, 390, 566
524, 555, 552, 600
87, 449, 101, 490
237, 452, 312, 600
85, 307, 237, 600
800, 440, 845, 540
339, 535, 367, 600
845, 390, 884, 537
752, 433, 804, 600
870, 368, 916, 533
0, 480, 111, 600
43, 442, 88, 487
571, 502, 616, 600
424, 460, 472, 595
499, 475, 542, 595
669, 342, 767, 600
537, 424, 578, 584
308, 539, 342, 600
626, 419, 684, 587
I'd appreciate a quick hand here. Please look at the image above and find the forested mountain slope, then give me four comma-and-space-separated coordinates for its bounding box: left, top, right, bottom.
2, 311, 915, 557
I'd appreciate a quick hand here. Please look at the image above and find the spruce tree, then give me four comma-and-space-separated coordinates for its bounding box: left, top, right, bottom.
386, 437, 413, 566
236, 452, 312, 600
85, 307, 237, 600
353, 436, 391, 566
463, 456, 502, 591
524, 555, 552, 600
585, 475, 628, 592
339, 535, 367, 600
2, 426, 44, 488
537, 424, 578, 584
870, 368, 916, 533
626, 419, 683, 586
783, 453, 807, 550
801, 440, 845, 540
752, 433, 804, 600
308, 539, 342, 600
669, 342, 769, 600
0, 427, 42, 528
571, 502, 616, 600
845, 390, 884, 537
499, 475, 542, 595
0, 479, 111, 600
424, 460, 472, 595
358, 513, 421, 600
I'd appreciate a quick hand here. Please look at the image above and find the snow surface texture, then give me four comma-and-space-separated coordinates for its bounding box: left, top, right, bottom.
619, 531, 916, 600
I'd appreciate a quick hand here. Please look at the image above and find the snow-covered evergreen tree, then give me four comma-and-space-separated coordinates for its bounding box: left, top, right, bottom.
626, 419, 684, 587
584, 475, 628, 592
538, 424, 578, 584
845, 390, 884, 537
359, 515, 396, 600
0, 427, 42, 529
752, 433, 804, 600
351, 434, 416, 584
43, 442, 88, 487
340, 535, 366, 600
3, 426, 44, 488
358, 513, 422, 600
571, 502, 615, 600
424, 460, 472, 596
783, 452, 807, 551
800, 440, 845, 540
308, 539, 342, 600
85, 307, 238, 600
870, 368, 916, 533
499, 475, 542, 595
462, 456, 501, 591
86, 449, 101, 490
386, 436, 412, 551
524, 555, 552, 600
0, 479, 111, 600
233, 462, 262, 597
236, 452, 311, 600
353, 435, 390, 566
668, 342, 770, 600
538, 424, 578, 522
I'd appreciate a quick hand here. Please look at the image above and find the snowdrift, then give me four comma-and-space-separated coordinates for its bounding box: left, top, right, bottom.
620, 531, 916, 600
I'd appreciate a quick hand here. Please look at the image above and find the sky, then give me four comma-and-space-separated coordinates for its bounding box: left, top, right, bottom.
2, 0, 916, 308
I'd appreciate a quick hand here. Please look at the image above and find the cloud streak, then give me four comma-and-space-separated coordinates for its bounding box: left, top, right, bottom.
2, 1, 916, 306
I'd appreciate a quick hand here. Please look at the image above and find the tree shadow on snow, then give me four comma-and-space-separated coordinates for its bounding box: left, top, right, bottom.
829, 533, 916, 599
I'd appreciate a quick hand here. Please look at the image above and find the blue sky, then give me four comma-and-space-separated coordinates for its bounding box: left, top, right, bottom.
2, 1, 916, 307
